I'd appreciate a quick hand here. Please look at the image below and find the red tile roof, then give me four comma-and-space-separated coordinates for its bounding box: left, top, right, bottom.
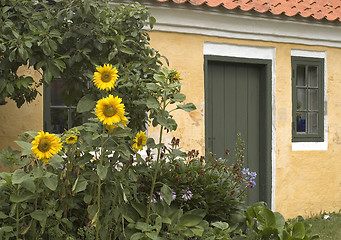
155, 0, 341, 22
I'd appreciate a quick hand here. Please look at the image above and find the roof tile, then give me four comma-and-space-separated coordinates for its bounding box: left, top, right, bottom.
154, 0, 341, 22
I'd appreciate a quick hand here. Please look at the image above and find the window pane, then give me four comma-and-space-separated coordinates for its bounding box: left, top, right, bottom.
51, 108, 68, 134
308, 66, 318, 87
308, 89, 318, 111
296, 112, 306, 133
308, 112, 318, 134
51, 79, 66, 106
297, 88, 307, 110
297, 65, 306, 86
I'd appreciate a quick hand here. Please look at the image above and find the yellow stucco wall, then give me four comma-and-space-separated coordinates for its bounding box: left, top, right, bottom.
0, 30, 340, 219
148, 31, 341, 219
0, 65, 43, 151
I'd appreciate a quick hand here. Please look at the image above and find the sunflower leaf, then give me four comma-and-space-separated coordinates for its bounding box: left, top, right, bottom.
14, 141, 33, 155
77, 94, 96, 113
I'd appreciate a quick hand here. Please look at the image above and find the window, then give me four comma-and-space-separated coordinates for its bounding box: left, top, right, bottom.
292, 57, 324, 142
43, 78, 84, 134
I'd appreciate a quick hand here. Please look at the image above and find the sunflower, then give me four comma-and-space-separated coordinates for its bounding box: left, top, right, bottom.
93, 64, 119, 91
106, 116, 128, 133
95, 95, 125, 125
133, 131, 148, 151
31, 131, 63, 163
65, 135, 78, 144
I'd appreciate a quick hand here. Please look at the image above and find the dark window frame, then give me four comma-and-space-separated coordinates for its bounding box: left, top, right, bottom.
43, 78, 83, 134
292, 56, 324, 142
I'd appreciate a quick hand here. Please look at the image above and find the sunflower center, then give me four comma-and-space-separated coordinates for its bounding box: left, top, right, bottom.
137, 137, 143, 146
104, 105, 117, 117
38, 138, 52, 152
101, 72, 111, 83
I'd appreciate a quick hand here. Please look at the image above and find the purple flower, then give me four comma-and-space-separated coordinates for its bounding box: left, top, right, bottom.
172, 190, 177, 200
148, 194, 157, 203
182, 188, 193, 201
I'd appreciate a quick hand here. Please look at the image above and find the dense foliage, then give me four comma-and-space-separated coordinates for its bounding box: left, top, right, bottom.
0, 0, 161, 131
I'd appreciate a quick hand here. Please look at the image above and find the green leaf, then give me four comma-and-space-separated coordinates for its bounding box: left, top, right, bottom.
14, 141, 33, 155
259, 208, 276, 230
48, 154, 64, 169
191, 225, 205, 237
146, 96, 159, 109
172, 93, 186, 102
292, 222, 305, 239
43, 173, 58, 191
161, 184, 173, 206
0, 212, 8, 219
84, 194, 92, 204
211, 221, 229, 230
12, 169, 29, 184
146, 83, 159, 91
32, 167, 44, 178
180, 214, 203, 227
176, 103, 196, 112
0, 226, 13, 232
130, 233, 145, 240
30, 210, 48, 222
10, 192, 34, 203
149, 16, 156, 29
145, 231, 158, 240
21, 179, 36, 193
72, 176, 88, 193
30, 210, 47, 229
97, 164, 108, 180
131, 201, 147, 218
77, 94, 96, 113
120, 46, 134, 55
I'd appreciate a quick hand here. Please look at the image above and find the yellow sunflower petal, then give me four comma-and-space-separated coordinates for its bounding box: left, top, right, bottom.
95, 95, 126, 125
93, 64, 119, 91
31, 131, 63, 162
133, 131, 147, 151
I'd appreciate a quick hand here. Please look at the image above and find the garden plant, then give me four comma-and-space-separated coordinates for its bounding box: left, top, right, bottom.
0, 0, 320, 239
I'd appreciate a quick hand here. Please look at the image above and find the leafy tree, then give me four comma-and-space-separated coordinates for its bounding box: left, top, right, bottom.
0, 0, 160, 131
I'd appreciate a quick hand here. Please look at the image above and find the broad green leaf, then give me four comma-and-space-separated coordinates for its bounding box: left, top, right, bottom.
120, 47, 134, 55
0, 226, 13, 232
149, 16, 156, 29
191, 225, 205, 237
12, 169, 29, 184
145, 231, 158, 240
30, 210, 48, 222
259, 208, 276, 230
10, 192, 34, 203
48, 154, 64, 169
0, 212, 8, 219
135, 222, 153, 232
77, 94, 96, 113
84, 194, 92, 204
32, 167, 44, 178
72, 176, 88, 193
146, 96, 159, 109
274, 211, 285, 232
177, 103, 196, 112
172, 93, 186, 102
180, 214, 203, 227
15, 141, 33, 155
97, 164, 108, 180
30, 210, 47, 229
131, 201, 147, 218
211, 221, 229, 230
43, 173, 58, 191
21, 179, 36, 193
292, 222, 305, 239
130, 233, 145, 240
146, 83, 159, 91
161, 184, 173, 206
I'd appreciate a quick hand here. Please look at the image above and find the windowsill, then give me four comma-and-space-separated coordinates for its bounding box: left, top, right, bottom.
292, 141, 327, 151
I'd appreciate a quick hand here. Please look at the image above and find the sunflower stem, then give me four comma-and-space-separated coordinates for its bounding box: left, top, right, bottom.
96, 126, 106, 240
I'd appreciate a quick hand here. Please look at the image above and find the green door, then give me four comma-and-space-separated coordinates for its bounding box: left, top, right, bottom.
205, 58, 271, 206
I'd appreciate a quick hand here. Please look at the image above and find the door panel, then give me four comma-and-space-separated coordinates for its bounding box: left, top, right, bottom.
206, 60, 266, 205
